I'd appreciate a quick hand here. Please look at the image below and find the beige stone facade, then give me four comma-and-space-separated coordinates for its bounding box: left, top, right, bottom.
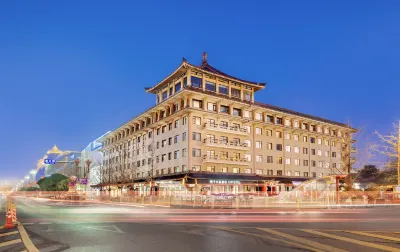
99, 54, 356, 186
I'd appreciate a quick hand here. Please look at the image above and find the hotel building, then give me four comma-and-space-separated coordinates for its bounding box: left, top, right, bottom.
97, 53, 356, 196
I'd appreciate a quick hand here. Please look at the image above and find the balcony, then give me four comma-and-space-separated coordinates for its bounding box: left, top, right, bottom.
203, 123, 249, 135
202, 155, 249, 166
203, 138, 250, 151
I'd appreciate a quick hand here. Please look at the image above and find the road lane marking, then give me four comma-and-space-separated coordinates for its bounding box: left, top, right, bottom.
301, 229, 400, 252
257, 228, 348, 252
18, 225, 39, 252
0, 239, 22, 248
86, 225, 125, 233
0, 231, 19, 237
21, 223, 34, 225
211, 226, 323, 252
39, 222, 52, 225
345, 231, 400, 242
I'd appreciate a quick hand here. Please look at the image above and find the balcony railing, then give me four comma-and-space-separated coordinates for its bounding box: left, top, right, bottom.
202, 155, 249, 165
203, 123, 248, 135
203, 138, 249, 150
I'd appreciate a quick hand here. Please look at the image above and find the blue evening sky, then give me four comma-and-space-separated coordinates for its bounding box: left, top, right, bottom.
0, 1, 399, 182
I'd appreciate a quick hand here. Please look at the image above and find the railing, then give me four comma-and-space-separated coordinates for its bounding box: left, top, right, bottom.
204, 123, 248, 134
203, 138, 249, 148
202, 155, 248, 163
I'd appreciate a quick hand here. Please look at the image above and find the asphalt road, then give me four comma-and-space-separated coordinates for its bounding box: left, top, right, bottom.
5, 196, 400, 252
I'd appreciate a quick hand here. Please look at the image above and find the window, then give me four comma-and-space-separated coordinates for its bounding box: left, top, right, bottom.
303, 160, 309, 166
220, 105, 229, 114
244, 140, 252, 147
324, 151, 329, 157
243, 110, 250, 118
303, 136, 308, 142
256, 155, 263, 162
285, 132, 291, 140
267, 156, 273, 163
162, 125, 166, 133
244, 125, 251, 133
245, 154, 252, 161
168, 152, 172, 160
266, 142, 272, 150
162, 91, 168, 100
294, 159, 300, 166
162, 139, 166, 147
221, 167, 228, 173
294, 146, 300, 153
192, 132, 201, 141
277, 170, 283, 176
332, 152, 337, 158
220, 136, 228, 144
243, 91, 251, 101
205, 81, 216, 92
174, 150, 180, 159
256, 127, 262, 135
192, 165, 201, 171
174, 135, 179, 144
255, 113, 263, 121
311, 149, 316, 155
156, 128, 160, 135
285, 145, 291, 152
233, 108, 242, 117
266, 129, 272, 136
182, 148, 187, 157
207, 166, 215, 172
192, 99, 203, 109
175, 82, 181, 93
324, 140, 329, 146
276, 144, 282, 151
317, 150, 322, 156
302, 123, 308, 130
219, 84, 228, 95
276, 131, 282, 138
286, 171, 292, 176
174, 120, 180, 128
295, 171, 300, 177
192, 148, 201, 157
312, 172, 316, 177
266, 115, 274, 123
294, 121, 299, 128
317, 138, 322, 145
182, 132, 187, 141
156, 142, 160, 149
310, 137, 315, 143
256, 169, 263, 175
256, 141, 262, 149
293, 134, 299, 141
331, 141, 336, 147
285, 119, 291, 127
220, 151, 228, 159
168, 137, 172, 145
207, 102, 216, 111
183, 116, 187, 125
193, 116, 201, 125
276, 117, 283, 125
231, 88, 240, 98
311, 160, 316, 167
191, 76, 202, 88
285, 158, 291, 165
232, 167, 240, 173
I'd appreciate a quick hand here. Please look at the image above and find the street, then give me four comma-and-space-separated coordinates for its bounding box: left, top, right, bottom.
2, 196, 400, 252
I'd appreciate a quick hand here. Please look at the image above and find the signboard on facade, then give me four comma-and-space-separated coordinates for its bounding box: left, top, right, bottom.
209, 180, 241, 185
44, 159, 56, 164
79, 178, 89, 185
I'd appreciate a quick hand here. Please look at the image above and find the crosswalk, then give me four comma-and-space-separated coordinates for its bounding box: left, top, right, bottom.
210, 226, 400, 252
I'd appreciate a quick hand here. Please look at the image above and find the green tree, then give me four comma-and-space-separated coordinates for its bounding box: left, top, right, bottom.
56, 179, 69, 191
37, 173, 68, 191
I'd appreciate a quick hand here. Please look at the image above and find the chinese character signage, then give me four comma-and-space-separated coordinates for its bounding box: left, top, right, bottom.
209, 180, 240, 184
44, 159, 56, 164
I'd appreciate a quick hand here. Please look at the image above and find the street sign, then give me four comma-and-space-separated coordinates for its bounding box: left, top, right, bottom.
44, 159, 56, 164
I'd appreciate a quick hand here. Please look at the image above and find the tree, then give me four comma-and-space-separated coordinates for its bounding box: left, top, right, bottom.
56, 179, 69, 191
37, 173, 68, 191
371, 122, 400, 185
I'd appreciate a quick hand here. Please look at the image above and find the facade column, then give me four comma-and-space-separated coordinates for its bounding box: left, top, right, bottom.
240, 85, 244, 101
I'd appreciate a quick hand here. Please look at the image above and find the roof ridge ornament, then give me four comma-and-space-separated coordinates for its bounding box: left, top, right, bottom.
202, 52, 208, 65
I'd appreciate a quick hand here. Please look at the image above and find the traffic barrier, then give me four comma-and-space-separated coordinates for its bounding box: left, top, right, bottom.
4, 209, 14, 229
12, 203, 17, 224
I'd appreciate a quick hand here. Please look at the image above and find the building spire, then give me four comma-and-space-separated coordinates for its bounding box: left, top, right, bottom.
202, 52, 208, 65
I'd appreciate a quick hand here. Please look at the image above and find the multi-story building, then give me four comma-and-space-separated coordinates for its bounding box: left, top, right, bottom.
98, 53, 356, 196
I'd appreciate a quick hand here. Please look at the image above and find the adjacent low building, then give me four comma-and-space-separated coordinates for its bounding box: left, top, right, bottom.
95, 53, 357, 196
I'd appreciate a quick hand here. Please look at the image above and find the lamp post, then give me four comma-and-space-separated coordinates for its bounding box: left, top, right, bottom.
74, 158, 80, 178
85, 159, 92, 179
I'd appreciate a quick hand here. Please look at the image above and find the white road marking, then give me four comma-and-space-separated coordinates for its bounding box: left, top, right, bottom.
21, 223, 34, 225
39, 222, 52, 225
0, 239, 22, 248
85, 225, 125, 233
0, 231, 19, 237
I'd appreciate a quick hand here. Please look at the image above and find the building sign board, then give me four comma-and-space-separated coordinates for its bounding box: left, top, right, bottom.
44, 159, 56, 164
209, 180, 240, 184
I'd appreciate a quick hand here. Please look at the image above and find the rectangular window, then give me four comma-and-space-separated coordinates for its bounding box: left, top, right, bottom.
303, 147, 308, 154
220, 105, 229, 114
276, 144, 282, 151
256, 141, 262, 149
285, 145, 291, 152
256, 127, 262, 135
182, 132, 187, 141
183, 116, 187, 125
294, 121, 299, 128
294, 134, 299, 141
285, 133, 291, 140
205, 81, 216, 91
174, 150, 180, 159
233, 108, 242, 117
175, 82, 181, 93
192, 165, 201, 171
192, 132, 201, 141
174, 120, 180, 128
191, 76, 202, 88
311, 149, 316, 155
303, 136, 308, 142
311, 160, 316, 167
285, 119, 291, 127
256, 169, 263, 175
192, 99, 203, 109
243, 91, 251, 101
310, 137, 315, 143
266, 129, 272, 136
182, 148, 187, 157
168, 137, 172, 145
256, 155, 263, 162
231, 88, 240, 98
294, 159, 300, 166
207, 102, 216, 111
193, 116, 201, 125
318, 161, 323, 167
295, 171, 300, 176
267, 156, 273, 163
162, 91, 168, 100
221, 167, 228, 173
332, 152, 337, 158
206, 166, 215, 172
266, 115, 274, 123
331, 141, 336, 147
192, 148, 201, 157
312, 172, 316, 177
244, 154, 251, 161
303, 160, 309, 166
285, 158, 291, 165
168, 152, 172, 160
174, 135, 179, 144
276, 131, 282, 138
255, 113, 262, 121
317, 138, 322, 145
317, 150, 322, 156
294, 146, 299, 153
276, 117, 283, 125
266, 142, 272, 150
277, 157, 283, 165
219, 85, 228, 95
304, 172, 309, 177
277, 170, 283, 176
232, 167, 240, 173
